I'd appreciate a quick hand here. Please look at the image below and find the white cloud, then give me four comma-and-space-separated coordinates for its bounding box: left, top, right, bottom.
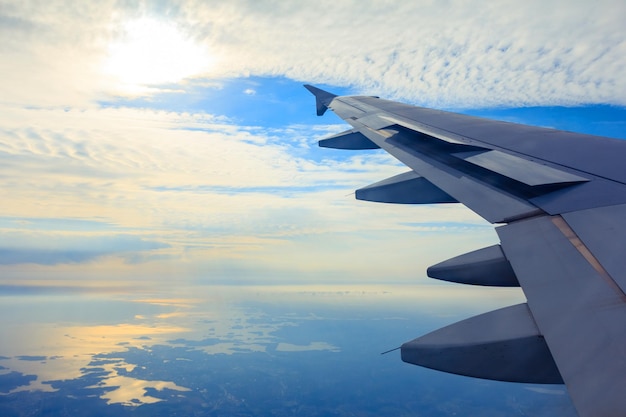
0, 103, 492, 282
5, 0, 616, 285
276, 342, 339, 352
1, 0, 624, 107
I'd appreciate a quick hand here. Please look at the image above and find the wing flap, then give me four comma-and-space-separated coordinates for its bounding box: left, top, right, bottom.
379, 130, 542, 222
454, 150, 589, 187
379, 114, 480, 146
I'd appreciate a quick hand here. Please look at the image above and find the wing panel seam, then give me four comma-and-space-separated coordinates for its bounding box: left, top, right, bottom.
551, 216, 626, 302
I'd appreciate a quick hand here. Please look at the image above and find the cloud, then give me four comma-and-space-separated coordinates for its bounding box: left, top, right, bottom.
275, 342, 339, 352
0, 101, 491, 279
1, 1, 624, 107
0, 233, 169, 265
2, 0, 616, 286
525, 387, 568, 396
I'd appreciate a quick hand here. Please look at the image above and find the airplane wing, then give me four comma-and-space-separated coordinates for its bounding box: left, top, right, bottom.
305, 85, 626, 417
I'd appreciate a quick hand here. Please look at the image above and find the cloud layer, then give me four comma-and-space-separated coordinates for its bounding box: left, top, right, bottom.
0, 102, 492, 282
1, 0, 625, 107
0, 0, 620, 285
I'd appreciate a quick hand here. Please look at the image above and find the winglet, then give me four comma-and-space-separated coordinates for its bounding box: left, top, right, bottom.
304, 84, 337, 116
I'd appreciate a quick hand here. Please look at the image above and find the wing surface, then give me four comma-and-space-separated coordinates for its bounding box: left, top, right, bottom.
305, 85, 626, 417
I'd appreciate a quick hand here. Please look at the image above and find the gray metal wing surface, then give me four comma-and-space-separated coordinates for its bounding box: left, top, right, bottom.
305, 85, 626, 417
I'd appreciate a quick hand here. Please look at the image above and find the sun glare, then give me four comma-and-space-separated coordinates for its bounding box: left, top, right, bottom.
104, 18, 211, 92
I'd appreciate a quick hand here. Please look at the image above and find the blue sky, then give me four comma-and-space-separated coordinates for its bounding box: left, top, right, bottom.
0, 0, 625, 290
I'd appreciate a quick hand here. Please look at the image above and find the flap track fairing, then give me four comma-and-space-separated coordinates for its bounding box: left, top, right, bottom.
427, 244, 519, 287
319, 129, 380, 150
356, 171, 458, 204
401, 303, 563, 384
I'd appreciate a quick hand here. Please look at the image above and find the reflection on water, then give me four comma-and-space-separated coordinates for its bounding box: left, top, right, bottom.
0, 284, 576, 415
85, 359, 190, 406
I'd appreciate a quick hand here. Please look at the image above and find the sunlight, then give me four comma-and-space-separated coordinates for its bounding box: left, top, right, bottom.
104, 18, 211, 92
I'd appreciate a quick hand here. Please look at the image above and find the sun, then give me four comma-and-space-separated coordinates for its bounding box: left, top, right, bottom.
104, 18, 211, 92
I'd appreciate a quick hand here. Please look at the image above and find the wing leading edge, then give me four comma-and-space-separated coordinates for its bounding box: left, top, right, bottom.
305, 85, 626, 417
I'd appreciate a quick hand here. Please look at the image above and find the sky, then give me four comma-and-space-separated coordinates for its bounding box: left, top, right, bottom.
1, 1, 624, 414
0, 0, 625, 290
